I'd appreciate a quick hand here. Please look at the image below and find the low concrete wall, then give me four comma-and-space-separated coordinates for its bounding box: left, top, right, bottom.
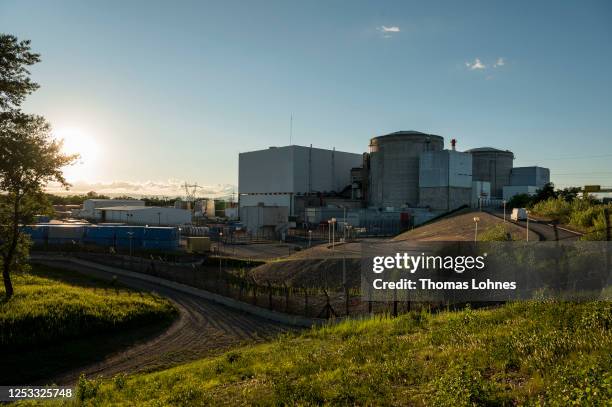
31, 254, 331, 328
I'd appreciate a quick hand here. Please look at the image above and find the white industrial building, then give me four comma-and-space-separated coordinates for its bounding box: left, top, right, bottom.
78, 199, 145, 219
239, 205, 289, 238
419, 150, 472, 211
94, 206, 192, 226
239, 145, 362, 213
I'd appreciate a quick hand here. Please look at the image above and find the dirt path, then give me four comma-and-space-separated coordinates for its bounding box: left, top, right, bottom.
35, 259, 291, 385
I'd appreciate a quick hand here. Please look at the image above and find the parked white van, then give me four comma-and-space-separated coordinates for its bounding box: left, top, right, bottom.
511, 208, 528, 221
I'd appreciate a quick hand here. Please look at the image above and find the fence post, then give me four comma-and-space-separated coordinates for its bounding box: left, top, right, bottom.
267, 280, 273, 310
605, 209, 610, 281
318, 288, 337, 319
345, 284, 350, 316
605, 208, 610, 241
392, 288, 398, 317
283, 282, 289, 312
368, 283, 373, 314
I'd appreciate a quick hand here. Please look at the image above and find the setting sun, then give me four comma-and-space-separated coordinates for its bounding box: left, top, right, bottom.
53, 127, 100, 182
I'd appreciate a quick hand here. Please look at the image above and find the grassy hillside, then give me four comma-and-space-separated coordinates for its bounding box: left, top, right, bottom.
28, 301, 611, 406
394, 211, 538, 242
1, 265, 177, 384
1, 265, 176, 348
530, 197, 611, 240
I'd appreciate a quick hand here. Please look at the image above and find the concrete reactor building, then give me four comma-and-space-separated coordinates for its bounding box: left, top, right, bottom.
467, 147, 514, 199
368, 131, 444, 208
510, 166, 550, 188
419, 143, 473, 211
503, 166, 551, 201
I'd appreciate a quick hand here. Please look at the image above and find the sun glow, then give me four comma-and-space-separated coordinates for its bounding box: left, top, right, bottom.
53, 127, 101, 182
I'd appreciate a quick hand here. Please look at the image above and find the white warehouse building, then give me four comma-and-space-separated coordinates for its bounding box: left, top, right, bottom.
94, 206, 192, 226
238, 145, 362, 215
78, 199, 145, 219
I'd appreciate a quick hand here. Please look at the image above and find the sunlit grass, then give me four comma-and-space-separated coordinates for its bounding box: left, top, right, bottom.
21, 300, 611, 406
1, 265, 176, 348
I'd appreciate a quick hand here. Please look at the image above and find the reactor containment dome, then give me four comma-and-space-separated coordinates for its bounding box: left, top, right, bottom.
368, 131, 444, 208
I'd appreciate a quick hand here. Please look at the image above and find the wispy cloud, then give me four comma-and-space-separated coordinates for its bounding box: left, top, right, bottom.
465, 58, 486, 70
46, 179, 236, 198
465, 57, 506, 71
377, 25, 400, 38
380, 25, 400, 33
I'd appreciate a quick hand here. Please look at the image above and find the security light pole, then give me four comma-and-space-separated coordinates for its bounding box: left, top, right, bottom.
219, 231, 223, 274
330, 218, 337, 249
526, 210, 530, 242
473, 216, 480, 242
503, 200, 507, 223
343, 207, 347, 242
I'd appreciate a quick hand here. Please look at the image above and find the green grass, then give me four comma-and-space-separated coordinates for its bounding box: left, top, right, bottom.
479, 224, 514, 241
530, 198, 611, 239
1, 265, 177, 384
24, 301, 611, 406
1, 265, 176, 348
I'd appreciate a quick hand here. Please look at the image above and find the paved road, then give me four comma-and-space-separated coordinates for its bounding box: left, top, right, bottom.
486, 210, 582, 241
34, 259, 291, 385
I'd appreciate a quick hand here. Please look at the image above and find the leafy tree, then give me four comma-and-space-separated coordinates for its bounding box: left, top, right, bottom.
0, 34, 41, 111
0, 34, 77, 298
45, 191, 110, 205
1, 114, 77, 297
533, 182, 557, 204
557, 187, 581, 202
506, 193, 532, 209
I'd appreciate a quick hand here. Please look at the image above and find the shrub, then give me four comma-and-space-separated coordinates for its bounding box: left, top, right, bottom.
531, 197, 571, 221
479, 224, 513, 241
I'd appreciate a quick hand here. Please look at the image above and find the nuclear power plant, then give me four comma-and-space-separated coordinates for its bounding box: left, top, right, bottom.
238, 130, 550, 237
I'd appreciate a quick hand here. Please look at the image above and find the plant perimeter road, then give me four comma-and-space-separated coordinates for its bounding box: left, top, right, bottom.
32, 259, 291, 386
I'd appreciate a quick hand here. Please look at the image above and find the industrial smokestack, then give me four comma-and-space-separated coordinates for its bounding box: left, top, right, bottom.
451, 138, 457, 151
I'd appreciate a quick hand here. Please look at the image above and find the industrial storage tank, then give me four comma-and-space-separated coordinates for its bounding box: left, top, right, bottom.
368, 131, 444, 208
467, 147, 514, 198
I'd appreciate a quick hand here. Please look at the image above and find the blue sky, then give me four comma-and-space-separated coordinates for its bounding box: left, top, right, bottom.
1, 0, 611, 196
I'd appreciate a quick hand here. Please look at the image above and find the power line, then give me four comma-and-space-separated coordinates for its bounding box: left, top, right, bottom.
520, 153, 612, 161
554, 172, 612, 176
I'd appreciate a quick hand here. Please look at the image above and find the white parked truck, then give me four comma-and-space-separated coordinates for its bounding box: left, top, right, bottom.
511, 208, 528, 221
